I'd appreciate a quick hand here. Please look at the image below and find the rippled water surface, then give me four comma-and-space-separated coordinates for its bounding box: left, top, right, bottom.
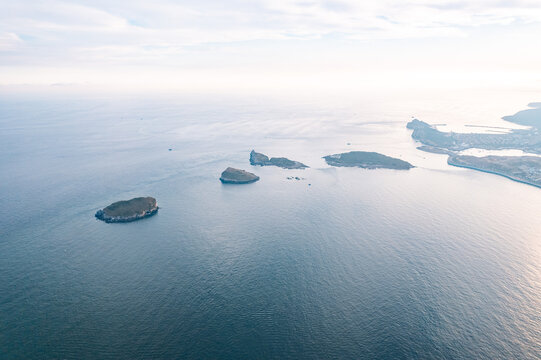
0, 89, 540, 359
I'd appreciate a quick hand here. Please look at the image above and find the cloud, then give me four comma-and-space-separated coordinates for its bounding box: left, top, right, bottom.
3, 1, 541, 44
0, 32, 23, 51
1, 0, 541, 87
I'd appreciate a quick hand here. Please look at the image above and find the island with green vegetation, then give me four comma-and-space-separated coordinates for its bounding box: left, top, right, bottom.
95, 197, 158, 223
250, 150, 308, 169
408, 103, 541, 189
220, 167, 260, 184
323, 151, 414, 170
448, 155, 541, 188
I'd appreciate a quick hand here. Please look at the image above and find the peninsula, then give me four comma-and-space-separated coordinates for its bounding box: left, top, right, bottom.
220, 167, 260, 184
448, 155, 541, 188
95, 197, 158, 223
323, 151, 414, 170
250, 150, 308, 169
408, 103, 541, 189
407, 117, 541, 154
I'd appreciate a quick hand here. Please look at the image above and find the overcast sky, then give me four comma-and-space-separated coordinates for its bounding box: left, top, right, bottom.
2, 0, 541, 91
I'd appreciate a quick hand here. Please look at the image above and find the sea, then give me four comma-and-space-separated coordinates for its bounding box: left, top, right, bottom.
1, 86, 540, 359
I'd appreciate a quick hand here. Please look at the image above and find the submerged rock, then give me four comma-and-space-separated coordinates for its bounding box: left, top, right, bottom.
220, 167, 260, 184
95, 197, 158, 223
250, 150, 308, 169
323, 151, 414, 170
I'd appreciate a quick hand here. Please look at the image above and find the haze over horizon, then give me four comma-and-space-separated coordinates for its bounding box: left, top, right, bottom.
2, 2, 541, 359
2, 0, 541, 92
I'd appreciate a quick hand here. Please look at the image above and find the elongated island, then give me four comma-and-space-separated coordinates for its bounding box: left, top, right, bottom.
323, 151, 414, 170
95, 197, 158, 223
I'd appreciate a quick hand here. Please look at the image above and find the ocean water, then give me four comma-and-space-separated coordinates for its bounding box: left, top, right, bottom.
0, 89, 540, 359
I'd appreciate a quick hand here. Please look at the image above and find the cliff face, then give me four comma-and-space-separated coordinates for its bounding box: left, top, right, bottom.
220, 167, 260, 184
250, 150, 308, 169
249, 150, 270, 165
95, 197, 159, 223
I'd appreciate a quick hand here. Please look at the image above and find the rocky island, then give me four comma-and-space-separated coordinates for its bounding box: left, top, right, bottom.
220, 167, 260, 184
95, 197, 158, 223
250, 150, 308, 169
323, 151, 414, 170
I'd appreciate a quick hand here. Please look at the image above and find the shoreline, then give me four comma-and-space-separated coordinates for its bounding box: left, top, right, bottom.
95, 207, 159, 223
447, 162, 541, 189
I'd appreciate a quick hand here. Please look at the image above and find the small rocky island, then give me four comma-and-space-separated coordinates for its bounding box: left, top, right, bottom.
95, 197, 158, 223
220, 167, 260, 184
323, 151, 414, 170
250, 150, 308, 169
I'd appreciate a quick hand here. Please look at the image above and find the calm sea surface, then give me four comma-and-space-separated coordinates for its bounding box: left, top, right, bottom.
0, 88, 540, 359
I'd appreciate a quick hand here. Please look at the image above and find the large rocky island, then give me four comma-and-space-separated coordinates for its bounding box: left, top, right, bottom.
323, 151, 414, 170
408, 103, 541, 189
220, 167, 260, 184
95, 197, 158, 223
250, 150, 308, 169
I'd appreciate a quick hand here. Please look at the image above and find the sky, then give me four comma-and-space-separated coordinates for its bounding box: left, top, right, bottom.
2, 0, 541, 92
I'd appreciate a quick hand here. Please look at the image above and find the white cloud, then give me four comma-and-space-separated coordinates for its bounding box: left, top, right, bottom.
1, 0, 541, 88
0, 32, 23, 51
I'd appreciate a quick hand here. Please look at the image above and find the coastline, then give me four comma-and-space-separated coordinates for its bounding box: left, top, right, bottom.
95, 207, 159, 223
447, 161, 541, 189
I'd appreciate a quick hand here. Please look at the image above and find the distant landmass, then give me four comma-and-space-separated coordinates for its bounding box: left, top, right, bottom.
95, 197, 158, 223
407, 105, 541, 154
416, 145, 455, 155
323, 151, 414, 170
220, 167, 260, 184
448, 155, 541, 188
408, 103, 541, 189
250, 150, 308, 169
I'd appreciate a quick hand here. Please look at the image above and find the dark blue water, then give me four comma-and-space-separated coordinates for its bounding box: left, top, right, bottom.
1, 93, 540, 359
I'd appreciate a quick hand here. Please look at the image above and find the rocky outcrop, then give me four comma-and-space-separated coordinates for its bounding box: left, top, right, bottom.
323, 151, 414, 170
220, 167, 260, 184
249, 151, 270, 165
250, 150, 308, 169
95, 197, 158, 223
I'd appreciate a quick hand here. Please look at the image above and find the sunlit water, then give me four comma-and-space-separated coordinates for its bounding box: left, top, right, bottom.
1, 88, 540, 359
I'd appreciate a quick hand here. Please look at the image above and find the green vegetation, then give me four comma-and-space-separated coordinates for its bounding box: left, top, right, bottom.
323, 151, 413, 170
96, 197, 158, 223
